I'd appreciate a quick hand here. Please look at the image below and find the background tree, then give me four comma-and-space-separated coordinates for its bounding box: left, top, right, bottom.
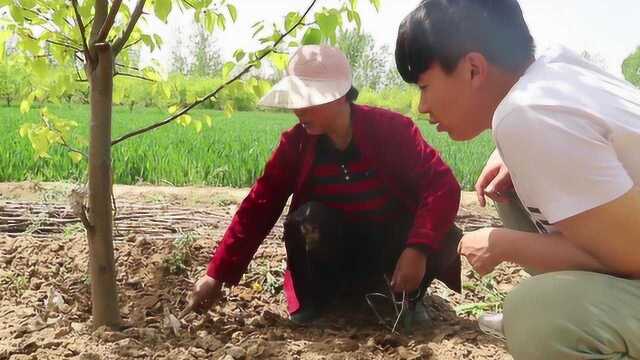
1, 0, 378, 329
169, 26, 189, 75
623, 46, 640, 87
336, 28, 404, 91
189, 25, 223, 76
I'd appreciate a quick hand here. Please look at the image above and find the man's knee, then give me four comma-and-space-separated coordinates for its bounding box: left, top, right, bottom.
503, 271, 630, 360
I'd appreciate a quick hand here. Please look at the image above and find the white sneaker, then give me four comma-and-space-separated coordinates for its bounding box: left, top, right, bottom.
478, 312, 506, 341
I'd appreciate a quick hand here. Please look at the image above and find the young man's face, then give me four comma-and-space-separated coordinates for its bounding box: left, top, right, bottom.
416, 60, 490, 141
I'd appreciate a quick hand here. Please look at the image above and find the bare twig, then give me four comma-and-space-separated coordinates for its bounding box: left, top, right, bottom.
42, 38, 82, 53
116, 62, 141, 71
112, 0, 146, 55
122, 38, 142, 51
111, 0, 318, 146
95, 0, 122, 44
71, 0, 91, 63
114, 71, 155, 82
75, 64, 87, 82
42, 117, 89, 158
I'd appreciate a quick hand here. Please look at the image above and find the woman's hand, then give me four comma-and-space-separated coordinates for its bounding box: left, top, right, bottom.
391, 247, 427, 293
180, 274, 224, 318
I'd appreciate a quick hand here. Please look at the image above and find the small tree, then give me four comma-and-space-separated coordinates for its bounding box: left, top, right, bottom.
336, 28, 400, 91
623, 46, 640, 87
189, 25, 223, 76
2, 0, 380, 329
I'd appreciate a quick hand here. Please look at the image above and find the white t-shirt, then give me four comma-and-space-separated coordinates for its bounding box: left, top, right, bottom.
492, 46, 640, 234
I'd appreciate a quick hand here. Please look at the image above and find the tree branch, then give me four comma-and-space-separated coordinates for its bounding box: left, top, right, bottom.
41, 117, 89, 159
114, 71, 155, 82
112, 0, 146, 55
90, 0, 108, 46
71, 0, 92, 63
111, 0, 319, 146
34, 36, 83, 53
75, 64, 88, 82
116, 62, 140, 71
95, 0, 122, 44
122, 38, 142, 51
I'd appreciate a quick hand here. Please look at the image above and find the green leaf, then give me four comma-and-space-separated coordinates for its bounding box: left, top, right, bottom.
227, 4, 238, 22
20, 37, 41, 55
217, 13, 226, 30
153, 34, 163, 49
205, 115, 213, 127
349, 10, 362, 31
233, 49, 246, 62
9, 5, 25, 23
223, 101, 235, 118
253, 80, 271, 99
0, 30, 10, 62
369, 0, 381, 12
19, 123, 32, 138
315, 12, 340, 43
252, 24, 265, 38
285, 11, 301, 31
222, 62, 235, 81
161, 83, 171, 99
32, 58, 49, 78
269, 53, 289, 72
301, 28, 322, 45
143, 67, 162, 81
350, 0, 358, 9
168, 105, 178, 114
141, 34, 155, 51
68, 152, 83, 164
154, 0, 172, 22
20, 99, 31, 114
204, 12, 217, 33
194, 119, 203, 133
177, 114, 192, 127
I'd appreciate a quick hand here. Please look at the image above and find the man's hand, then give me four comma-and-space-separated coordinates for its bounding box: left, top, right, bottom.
180, 274, 223, 318
475, 150, 513, 207
457, 228, 503, 276
391, 247, 427, 293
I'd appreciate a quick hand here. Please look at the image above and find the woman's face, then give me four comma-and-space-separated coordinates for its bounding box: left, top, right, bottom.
293, 98, 344, 135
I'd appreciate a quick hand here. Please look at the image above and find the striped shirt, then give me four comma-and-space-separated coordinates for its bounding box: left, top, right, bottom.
310, 135, 398, 222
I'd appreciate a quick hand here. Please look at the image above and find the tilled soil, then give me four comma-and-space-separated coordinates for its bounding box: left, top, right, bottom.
0, 182, 526, 359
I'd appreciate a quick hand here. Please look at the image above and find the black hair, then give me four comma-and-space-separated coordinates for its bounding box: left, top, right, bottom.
395, 0, 535, 83
345, 86, 359, 102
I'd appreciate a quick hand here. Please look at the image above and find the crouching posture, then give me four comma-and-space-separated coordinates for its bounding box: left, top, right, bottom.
396, 0, 640, 358
184, 45, 462, 326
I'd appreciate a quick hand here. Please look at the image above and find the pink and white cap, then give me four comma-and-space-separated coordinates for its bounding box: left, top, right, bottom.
258, 45, 352, 109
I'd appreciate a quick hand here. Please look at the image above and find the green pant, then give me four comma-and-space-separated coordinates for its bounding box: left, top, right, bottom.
496, 192, 640, 359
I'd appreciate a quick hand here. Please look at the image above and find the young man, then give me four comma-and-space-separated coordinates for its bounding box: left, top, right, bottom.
396, 0, 640, 358
183, 45, 463, 327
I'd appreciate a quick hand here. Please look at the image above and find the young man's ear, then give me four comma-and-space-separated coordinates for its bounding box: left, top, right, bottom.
464, 52, 489, 88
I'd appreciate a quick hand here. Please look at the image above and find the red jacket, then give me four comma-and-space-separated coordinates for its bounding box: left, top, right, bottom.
207, 104, 461, 313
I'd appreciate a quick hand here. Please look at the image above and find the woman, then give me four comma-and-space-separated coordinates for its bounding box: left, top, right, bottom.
184, 45, 462, 326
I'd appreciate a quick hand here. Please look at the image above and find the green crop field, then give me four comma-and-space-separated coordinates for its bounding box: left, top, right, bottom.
0, 104, 494, 190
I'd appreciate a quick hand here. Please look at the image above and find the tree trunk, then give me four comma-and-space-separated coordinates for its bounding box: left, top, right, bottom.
87, 43, 121, 329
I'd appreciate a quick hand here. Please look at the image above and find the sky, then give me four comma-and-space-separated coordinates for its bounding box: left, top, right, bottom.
141, 0, 640, 78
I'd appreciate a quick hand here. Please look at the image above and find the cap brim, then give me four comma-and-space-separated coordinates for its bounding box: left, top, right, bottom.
258, 76, 351, 109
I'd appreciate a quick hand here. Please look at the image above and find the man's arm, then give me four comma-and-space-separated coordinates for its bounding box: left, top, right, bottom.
493, 187, 640, 278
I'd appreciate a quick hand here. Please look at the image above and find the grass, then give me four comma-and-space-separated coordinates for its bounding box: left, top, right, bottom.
0, 104, 494, 190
